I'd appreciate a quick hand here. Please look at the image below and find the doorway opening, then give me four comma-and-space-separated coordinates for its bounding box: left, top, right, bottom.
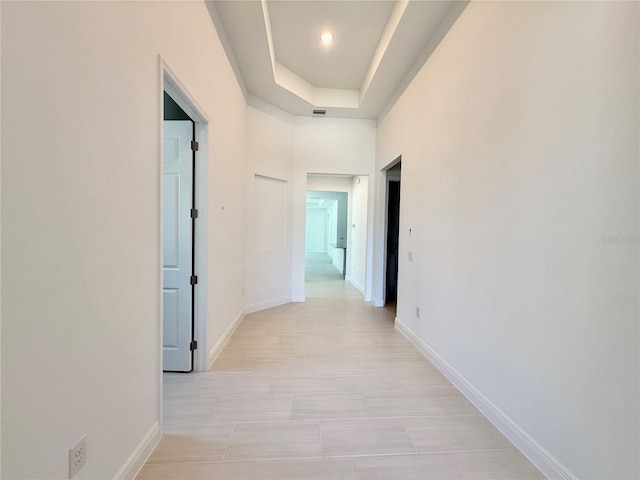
305, 190, 348, 281
385, 162, 401, 307
162, 93, 196, 372
160, 57, 210, 380
304, 174, 370, 299
381, 157, 401, 311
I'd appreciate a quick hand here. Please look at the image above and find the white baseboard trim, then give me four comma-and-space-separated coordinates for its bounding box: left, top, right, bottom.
395, 318, 577, 480
244, 296, 291, 314
291, 294, 305, 303
113, 421, 160, 480
207, 308, 245, 369
350, 279, 365, 296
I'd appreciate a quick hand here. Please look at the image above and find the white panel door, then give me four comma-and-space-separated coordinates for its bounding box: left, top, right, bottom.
163, 121, 193, 371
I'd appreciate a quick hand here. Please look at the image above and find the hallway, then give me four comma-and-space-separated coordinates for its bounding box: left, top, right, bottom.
137, 255, 544, 479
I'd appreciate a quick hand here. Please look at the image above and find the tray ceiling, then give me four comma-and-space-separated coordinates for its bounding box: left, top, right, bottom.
207, 0, 468, 119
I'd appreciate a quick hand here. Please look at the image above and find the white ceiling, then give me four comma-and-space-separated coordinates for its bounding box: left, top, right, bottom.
269, 2, 395, 90
207, 0, 468, 119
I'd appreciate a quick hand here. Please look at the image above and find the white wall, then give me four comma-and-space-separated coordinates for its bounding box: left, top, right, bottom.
324, 201, 343, 273
350, 176, 369, 294
307, 177, 352, 193
245, 99, 294, 312
243, 111, 376, 307
292, 118, 376, 301
243, 115, 376, 305
1, 2, 247, 478
375, 2, 638, 479
305, 208, 327, 253
316, 199, 344, 273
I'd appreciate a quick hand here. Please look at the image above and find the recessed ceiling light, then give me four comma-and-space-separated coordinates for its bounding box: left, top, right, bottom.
320, 32, 333, 43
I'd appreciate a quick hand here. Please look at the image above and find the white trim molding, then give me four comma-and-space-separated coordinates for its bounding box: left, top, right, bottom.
160, 56, 210, 123
245, 296, 291, 315
395, 318, 577, 480
159, 55, 210, 373
208, 308, 245, 369
350, 279, 365, 296
113, 421, 160, 480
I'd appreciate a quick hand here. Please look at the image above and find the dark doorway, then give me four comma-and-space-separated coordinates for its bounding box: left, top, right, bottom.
385, 164, 401, 304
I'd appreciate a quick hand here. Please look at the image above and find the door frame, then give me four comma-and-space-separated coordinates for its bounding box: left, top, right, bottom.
303, 176, 371, 297
158, 55, 210, 389
384, 169, 401, 305
374, 155, 402, 307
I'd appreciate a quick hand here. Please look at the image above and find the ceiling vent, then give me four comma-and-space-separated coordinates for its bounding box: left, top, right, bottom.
312, 109, 326, 115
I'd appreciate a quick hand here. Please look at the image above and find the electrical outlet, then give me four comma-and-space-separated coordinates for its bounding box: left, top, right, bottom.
408, 251, 413, 262
416, 307, 420, 318
69, 435, 86, 478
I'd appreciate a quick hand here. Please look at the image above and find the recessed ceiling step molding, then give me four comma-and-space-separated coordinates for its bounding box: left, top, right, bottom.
208, 0, 469, 117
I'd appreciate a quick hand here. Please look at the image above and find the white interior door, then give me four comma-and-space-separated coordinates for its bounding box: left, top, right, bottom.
163, 121, 193, 371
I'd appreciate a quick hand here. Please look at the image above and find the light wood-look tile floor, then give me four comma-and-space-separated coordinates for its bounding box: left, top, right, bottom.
137, 254, 545, 480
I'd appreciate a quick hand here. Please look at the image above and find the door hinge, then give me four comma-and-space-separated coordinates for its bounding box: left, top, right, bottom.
190, 208, 198, 219
190, 275, 198, 285
190, 140, 199, 152
190, 340, 198, 351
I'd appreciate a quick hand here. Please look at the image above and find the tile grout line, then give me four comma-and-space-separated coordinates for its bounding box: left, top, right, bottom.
220, 423, 236, 462
353, 455, 363, 479
394, 371, 409, 393
159, 266, 544, 478
398, 417, 419, 454
362, 393, 373, 418
449, 451, 469, 480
